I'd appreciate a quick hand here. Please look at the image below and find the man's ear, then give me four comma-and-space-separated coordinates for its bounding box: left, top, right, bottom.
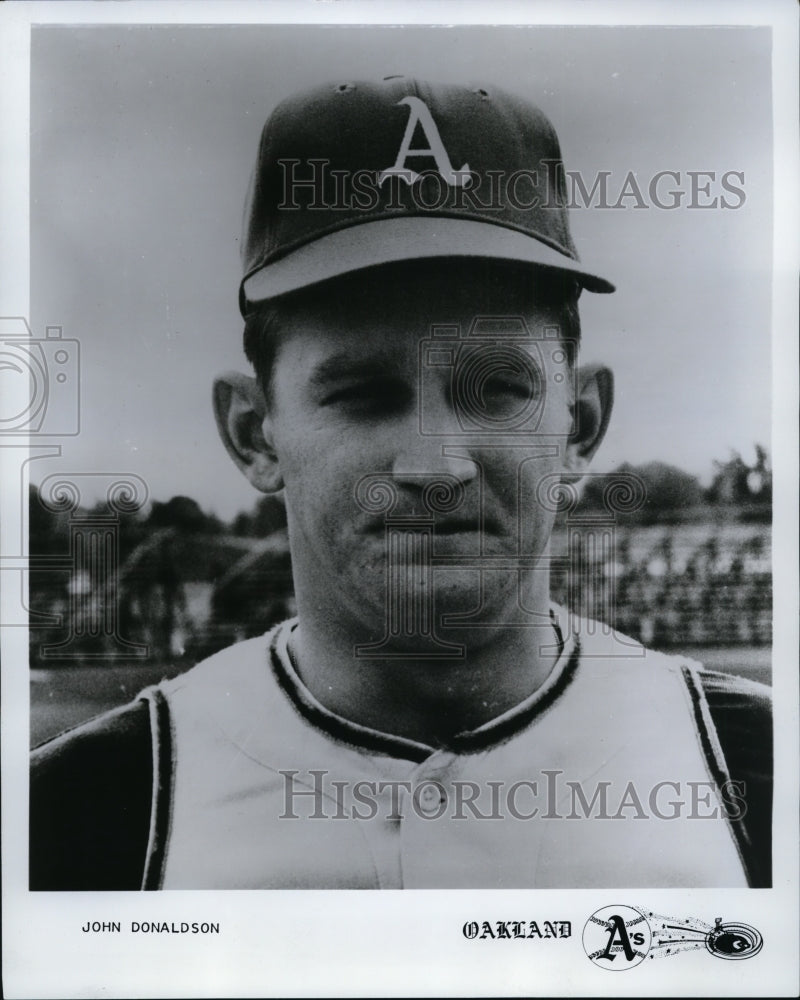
564, 364, 614, 479
212, 371, 284, 493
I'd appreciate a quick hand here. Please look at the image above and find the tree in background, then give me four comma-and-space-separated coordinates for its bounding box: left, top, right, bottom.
232, 494, 287, 537
147, 495, 223, 534
577, 461, 704, 523
707, 445, 771, 507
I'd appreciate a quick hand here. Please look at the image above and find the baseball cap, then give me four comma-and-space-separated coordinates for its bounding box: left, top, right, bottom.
240, 76, 614, 314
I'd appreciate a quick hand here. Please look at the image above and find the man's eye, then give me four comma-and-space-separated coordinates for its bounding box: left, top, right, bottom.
322, 380, 409, 412
482, 374, 541, 400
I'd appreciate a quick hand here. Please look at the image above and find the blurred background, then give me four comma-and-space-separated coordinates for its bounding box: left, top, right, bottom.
24, 24, 773, 744
29, 449, 771, 745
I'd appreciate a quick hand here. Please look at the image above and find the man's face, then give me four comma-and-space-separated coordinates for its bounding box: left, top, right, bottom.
265, 263, 577, 647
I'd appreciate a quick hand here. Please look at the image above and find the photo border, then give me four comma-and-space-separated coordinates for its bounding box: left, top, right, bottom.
2, 2, 798, 997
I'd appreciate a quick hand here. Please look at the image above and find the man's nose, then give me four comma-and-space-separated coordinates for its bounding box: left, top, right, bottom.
391, 425, 478, 487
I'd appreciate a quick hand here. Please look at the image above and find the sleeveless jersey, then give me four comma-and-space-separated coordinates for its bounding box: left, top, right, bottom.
138, 614, 754, 889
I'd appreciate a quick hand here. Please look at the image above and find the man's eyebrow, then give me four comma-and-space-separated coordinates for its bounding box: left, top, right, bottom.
307, 353, 399, 387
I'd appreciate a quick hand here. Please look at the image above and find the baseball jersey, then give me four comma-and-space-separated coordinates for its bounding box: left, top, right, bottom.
30, 610, 773, 890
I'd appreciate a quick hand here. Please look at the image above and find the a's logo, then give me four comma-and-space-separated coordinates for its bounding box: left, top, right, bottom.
583, 907, 764, 970
379, 97, 471, 187
583, 906, 651, 970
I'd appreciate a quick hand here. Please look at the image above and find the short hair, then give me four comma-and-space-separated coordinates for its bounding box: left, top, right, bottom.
243, 261, 582, 405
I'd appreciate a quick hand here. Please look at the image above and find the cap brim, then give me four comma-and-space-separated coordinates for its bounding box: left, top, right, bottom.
242, 217, 614, 305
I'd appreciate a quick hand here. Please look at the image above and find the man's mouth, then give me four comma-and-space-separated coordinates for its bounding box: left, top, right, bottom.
361, 515, 498, 536
433, 519, 484, 535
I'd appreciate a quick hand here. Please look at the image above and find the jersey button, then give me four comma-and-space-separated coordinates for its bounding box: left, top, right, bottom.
416, 781, 447, 816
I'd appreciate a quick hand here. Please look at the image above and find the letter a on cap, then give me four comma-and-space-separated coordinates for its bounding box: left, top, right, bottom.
379, 97, 471, 187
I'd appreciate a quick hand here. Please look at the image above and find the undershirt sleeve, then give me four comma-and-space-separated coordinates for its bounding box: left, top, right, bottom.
30, 699, 153, 891
697, 669, 773, 888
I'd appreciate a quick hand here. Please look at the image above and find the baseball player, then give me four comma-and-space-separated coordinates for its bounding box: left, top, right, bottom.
31, 78, 771, 890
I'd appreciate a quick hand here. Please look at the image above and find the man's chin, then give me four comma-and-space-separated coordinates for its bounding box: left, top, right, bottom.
342, 569, 520, 647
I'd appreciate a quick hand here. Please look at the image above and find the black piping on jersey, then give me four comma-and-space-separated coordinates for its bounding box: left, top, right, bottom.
448, 639, 578, 754
141, 688, 175, 890
550, 609, 565, 659
269, 623, 580, 762
680, 664, 756, 887
270, 628, 431, 763
29, 640, 771, 891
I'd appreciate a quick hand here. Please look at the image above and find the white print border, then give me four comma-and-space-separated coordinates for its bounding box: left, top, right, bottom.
1, 4, 797, 1000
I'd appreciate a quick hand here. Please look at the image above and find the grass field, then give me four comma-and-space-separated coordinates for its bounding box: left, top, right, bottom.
29, 646, 772, 748
30, 661, 189, 748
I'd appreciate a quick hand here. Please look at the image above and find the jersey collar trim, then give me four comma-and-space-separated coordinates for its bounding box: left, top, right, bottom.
268, 612, 580, 762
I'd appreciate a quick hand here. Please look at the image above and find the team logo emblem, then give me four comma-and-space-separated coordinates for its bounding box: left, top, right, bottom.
705, 918, 763, 960
582, 905, 651, 969
379, 97, 471, 187
583, 907, 764, 969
